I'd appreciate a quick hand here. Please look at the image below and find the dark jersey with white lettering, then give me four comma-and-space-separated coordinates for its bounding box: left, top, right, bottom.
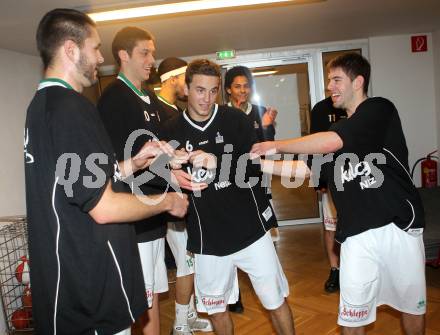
324, 97, 424, 242
98, 76, 167, 242
310, 96, 347, 134
25, 81, 147, 334
163, 105, 277, 256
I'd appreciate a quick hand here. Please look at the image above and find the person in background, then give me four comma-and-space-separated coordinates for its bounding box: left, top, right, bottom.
309, 96, 346, 293
224, 65, 279, 313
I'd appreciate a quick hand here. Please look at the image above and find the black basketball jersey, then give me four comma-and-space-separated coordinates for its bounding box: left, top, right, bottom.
25, 79, 147, 334
227, 102, 275, 141
325, 97, 425, 242
163, 104, 277, 256
157, 95, 183, 122
310, 96, 347, 134
98, 74, 167, 242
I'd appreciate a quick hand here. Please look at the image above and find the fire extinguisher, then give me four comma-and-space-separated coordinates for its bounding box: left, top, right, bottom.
411, 150, 438, 188
421, 154, 438, 188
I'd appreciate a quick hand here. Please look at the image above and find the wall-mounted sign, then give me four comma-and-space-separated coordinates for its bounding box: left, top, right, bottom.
216, 50, 235, 60
411, 35, 428, 52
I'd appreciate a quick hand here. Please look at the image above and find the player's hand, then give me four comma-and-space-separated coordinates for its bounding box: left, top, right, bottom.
171, 169, 208, 192
250, 141, 278, 159
262, 107, 277, 127
188, 150, 217, 170
133, 141, 174, 170
165, 192, 189, 218
170, 149, 190, 169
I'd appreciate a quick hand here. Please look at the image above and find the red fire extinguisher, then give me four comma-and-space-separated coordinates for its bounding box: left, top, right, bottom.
421, 151, 438, 188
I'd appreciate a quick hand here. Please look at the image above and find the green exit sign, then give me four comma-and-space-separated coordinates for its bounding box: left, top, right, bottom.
216, 50, 236, 60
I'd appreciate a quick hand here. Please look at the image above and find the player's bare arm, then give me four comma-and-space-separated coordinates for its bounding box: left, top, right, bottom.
251, 131, 343, 156
260, 159, 310, 180
89, 180, 189, 224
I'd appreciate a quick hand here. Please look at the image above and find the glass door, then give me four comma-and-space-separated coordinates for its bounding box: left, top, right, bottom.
221, 57, 320, 225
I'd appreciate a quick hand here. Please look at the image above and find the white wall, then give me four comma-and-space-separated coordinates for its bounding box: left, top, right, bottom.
369, 33, 438, 187
0, 48, 40, 333
433, 29, 440, 184
0, 49, 41, 217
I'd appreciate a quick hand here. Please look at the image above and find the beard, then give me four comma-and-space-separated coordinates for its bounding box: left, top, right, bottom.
76, 52, 97, 87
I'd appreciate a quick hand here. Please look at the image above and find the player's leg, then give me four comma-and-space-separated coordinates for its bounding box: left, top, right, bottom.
401, 313, 425, 335
141, 294, 160, 335
193, 253, 238, 335
338, 229, 379, 334
236, 232, 294, 334
380, 224, 426, 335
210, 311, 234, 335
137, 238, 169, 335
166, 222, 212, 334
321, 191, 340, 293
341, 327, 365, 335
269, 301, 295, 335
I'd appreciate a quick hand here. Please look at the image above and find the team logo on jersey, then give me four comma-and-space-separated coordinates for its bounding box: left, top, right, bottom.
144, 110, 150, 122
215, 132, 224, 144
24, 128, 34, 164
341, 161, 377, 190
186, 166, 214, 183
214, 180, 231, 191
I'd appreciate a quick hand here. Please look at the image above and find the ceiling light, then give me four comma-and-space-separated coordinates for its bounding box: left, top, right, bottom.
252, 70, 278, 77
88, 0, 296, 22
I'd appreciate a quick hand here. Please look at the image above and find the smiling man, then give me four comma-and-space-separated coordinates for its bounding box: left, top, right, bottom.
163, 59, 295, 335
98, 27, 170, 335
251, 53, 426, 335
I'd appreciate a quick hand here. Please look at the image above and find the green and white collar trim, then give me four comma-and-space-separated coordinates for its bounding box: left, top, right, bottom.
157, 95, 178, 111
38, 78, 74, 91
117, 73, 150, 104
227, 101, 252, 115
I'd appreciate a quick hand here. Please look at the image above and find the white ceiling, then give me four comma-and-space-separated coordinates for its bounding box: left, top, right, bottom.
2, 0, 440, 66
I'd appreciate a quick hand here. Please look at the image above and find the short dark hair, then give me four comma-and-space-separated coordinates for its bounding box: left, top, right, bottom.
185, 59, 221, 86
224, 66, 254, 93
112, 27, 154, 66
327, 52, 371, 95
36, 8, 95, 69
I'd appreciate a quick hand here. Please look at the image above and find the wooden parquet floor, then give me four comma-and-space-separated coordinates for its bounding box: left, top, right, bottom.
134, 224, 440, 335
